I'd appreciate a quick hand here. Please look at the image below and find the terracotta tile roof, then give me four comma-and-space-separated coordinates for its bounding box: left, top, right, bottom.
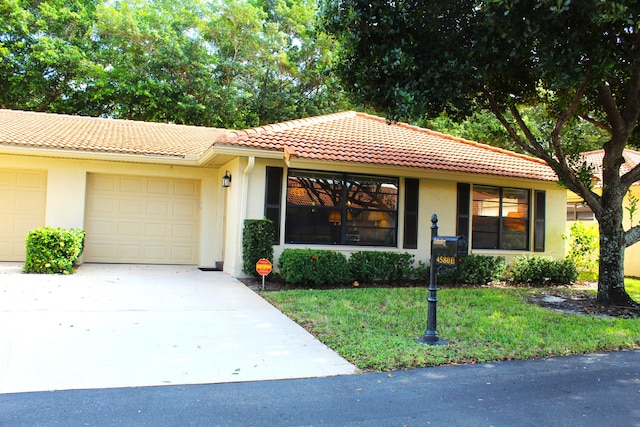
1, 109, 557, 181
223, 111, 558, 181
580, 149, 640, 186
0, 109, 225, 157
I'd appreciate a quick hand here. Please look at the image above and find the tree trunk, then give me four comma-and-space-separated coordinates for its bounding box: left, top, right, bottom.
597, 183, 636, 306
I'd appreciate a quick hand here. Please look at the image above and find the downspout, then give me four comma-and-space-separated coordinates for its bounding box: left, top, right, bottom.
241, 156, 256, 220
236, 156, 256, 274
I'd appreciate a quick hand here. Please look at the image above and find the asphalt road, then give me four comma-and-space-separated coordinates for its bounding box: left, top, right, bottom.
2, 350, 639, 427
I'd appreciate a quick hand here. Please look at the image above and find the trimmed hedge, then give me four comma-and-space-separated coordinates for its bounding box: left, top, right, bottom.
277, 249, 575, 288
24, 227, 85, 274
349, 251, 415, 285
278, 249, 351, 286
439, 254, 507, 286
242, 219, 275, 278
509, 256, 578, 286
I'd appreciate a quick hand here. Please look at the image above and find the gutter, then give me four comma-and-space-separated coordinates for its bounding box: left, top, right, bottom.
0, 145, 202, 166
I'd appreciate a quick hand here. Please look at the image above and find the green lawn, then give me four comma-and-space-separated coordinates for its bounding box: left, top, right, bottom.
262, 282, 640, 371
626, 277, 640, 301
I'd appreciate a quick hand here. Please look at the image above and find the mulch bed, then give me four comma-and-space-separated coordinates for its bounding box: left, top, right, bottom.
527, 291, 640, 319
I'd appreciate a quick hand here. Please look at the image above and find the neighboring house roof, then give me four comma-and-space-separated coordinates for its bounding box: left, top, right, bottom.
223, 111, 558, 181
0, 109, 225, 158
579, 149, 640, 186
0, 109, 557, 181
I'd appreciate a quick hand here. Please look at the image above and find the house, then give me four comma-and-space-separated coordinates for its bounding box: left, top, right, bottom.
0, 109, 566, 277
566, 149, 640, 277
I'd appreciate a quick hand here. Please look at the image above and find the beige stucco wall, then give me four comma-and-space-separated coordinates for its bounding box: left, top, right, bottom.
2, 149, 568, 278
0, 152, 224, 268
567, 185, 640, 278
235, 158, 567, 277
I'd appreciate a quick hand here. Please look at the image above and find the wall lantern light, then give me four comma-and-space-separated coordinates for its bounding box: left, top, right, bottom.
222, 170, 232, 188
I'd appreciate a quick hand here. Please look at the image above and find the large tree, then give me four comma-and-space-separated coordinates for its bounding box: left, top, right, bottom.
323, 0, 640, 305
0, 0, 350, 127
0, 0, 100, 112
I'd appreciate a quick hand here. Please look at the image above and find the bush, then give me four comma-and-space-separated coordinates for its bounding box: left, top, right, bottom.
278, 249, 351, 287
563, 222, 599, 274
348, 251, 415, 285
439, 254, 506, 286
24, 227, 85, 274
242, 219, 274, 278
509, 256, 578, 286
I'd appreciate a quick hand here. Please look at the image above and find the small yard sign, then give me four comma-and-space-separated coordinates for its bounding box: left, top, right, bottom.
255, 258, 272, 291
256, 258, 272, 276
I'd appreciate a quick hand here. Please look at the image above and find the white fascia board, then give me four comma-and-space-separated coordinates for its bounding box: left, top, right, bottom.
199, 145, 285, 164
0, 145, 202, 166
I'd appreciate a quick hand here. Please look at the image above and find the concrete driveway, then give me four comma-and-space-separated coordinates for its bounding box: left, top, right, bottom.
0, 263, 357, 394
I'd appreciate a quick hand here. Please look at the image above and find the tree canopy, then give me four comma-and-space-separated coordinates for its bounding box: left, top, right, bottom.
0, 0, 351, 127
323, 0, 640, 305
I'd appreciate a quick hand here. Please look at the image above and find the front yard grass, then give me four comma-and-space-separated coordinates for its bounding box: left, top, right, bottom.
261, 282, 640, 371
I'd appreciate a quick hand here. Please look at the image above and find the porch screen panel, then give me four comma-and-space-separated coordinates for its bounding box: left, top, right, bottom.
456, 183, 470, 239
403, 178, 419, 249
264, 167, 283, 244
534, 190, 546, 252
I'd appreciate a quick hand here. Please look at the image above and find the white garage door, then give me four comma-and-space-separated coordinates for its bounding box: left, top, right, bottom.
0, 169, 47, 261
84, 174, 200, 264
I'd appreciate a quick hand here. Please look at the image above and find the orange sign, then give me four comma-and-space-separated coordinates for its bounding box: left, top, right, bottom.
256, 258, 272, 276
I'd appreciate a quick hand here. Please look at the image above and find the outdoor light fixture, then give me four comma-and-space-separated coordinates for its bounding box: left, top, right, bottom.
222, 170, 232, 188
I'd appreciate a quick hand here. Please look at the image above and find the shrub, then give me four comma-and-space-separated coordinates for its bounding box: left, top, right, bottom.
348, 251, 415, 285
509, 256, 578, 286
563, 222, 599, 274
278, 249, 351, 287
442, 254, 507, 286
242, 219, 274, 278
24, 227, 85, 274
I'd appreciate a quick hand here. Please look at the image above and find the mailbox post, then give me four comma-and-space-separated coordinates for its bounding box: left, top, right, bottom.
417, 214, 468, 346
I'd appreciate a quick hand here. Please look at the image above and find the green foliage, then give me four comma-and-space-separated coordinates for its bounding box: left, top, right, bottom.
323, 0, 639, 302
348, 251, 415, 285
0, 0, 352, 126
263, 286, 640, 372
278, 249, 351, 287
242, 219, 274, 278
563, 222, 599, 274
440, 255, 507, 286
626, 190, 639, 227
509, 256, 578, 286
24, 227, 85, 274
0, 0, 100, 112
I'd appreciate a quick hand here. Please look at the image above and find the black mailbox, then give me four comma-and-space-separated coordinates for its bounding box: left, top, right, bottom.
431, 235, 468, 265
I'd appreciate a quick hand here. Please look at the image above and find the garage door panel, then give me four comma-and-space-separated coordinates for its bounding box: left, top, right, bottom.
172, 224, 196, 239
171, 246, 196, 262
15, 191, 45, 211
84, 174, 200, 264
90, 175, 117, 192
0, 168, 46, 261
145, 223, 169, 238
146, 200, 169, 216
118, 199, 143, 215
174, 181, 198, 197
117, 222, 143, 237
120, 177, 144, 193
16, 171, 46, 188
173, 201, 198, 218
147, 179, 170, 195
